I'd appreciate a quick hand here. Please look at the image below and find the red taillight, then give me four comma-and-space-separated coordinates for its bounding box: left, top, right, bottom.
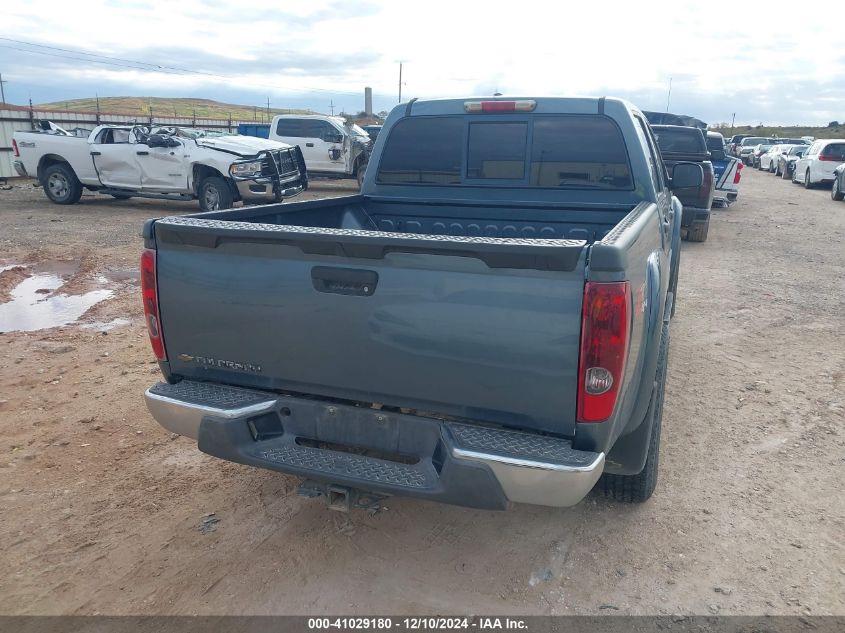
577, 281, 631, 423
12, 139, 19, 157
734, 162, 743, 184
464, 100, 536, 113
819, 154, 843, 162
140, 249, 166, 361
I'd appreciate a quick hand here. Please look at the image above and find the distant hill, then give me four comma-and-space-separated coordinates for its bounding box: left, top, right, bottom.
710, 124, 845, 140
36, 96, 316, 121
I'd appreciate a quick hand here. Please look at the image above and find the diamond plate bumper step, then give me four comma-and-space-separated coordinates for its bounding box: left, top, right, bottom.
145, 380, 605, 509
255, 440, 436, 490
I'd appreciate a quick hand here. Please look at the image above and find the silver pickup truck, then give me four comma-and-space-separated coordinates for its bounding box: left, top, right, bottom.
142, 96, 702, 511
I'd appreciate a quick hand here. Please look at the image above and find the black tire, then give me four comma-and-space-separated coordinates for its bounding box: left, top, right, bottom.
832, 177, 845, 201
600, 324, 669, 503
198, 176, 234, 211
775, 162, 782, 176
804, 170, 813, 189
110, 193, 133, 200
781, 166, 791, 180
685, 219, 709, 242
768, 161, 776, 173
42, 162, 83, 205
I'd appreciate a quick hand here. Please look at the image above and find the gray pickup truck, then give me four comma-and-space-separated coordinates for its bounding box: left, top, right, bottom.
141, 97, 701, 511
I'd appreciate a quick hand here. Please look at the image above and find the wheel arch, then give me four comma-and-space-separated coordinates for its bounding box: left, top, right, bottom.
191, 163, 239, 201
37, 154, 74, 183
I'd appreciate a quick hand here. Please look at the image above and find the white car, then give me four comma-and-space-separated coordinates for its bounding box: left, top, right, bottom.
13, 122, 306, 210
738, 136, 772, 165
760, 144, 802, 173
269, 114, 372, 187
792, 139, 845, 188
759, 145, 788, 172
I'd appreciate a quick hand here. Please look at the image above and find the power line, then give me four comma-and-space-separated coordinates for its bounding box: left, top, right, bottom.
0, 37, 365, 97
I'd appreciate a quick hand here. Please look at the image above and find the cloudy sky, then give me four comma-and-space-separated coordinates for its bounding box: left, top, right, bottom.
2, 0, 842, 125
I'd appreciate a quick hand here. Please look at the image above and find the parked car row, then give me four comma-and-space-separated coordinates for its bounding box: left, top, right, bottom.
753, 136, 845, 200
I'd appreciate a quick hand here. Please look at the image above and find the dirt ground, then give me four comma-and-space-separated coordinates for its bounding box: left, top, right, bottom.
0, 172, 843, 616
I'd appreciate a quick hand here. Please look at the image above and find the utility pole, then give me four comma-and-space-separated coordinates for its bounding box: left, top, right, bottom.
398, 63, 403, 103
329, 100, 335, 115
665, 77, 672, 113
730, 112, 736, 135
266, 97, 270, 123
0, 73, 8, 105
95, 92, 101, 124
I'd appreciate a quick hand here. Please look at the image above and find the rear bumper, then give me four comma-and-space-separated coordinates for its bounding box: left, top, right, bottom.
145, 380, 604, 510
13, 161, 28, 177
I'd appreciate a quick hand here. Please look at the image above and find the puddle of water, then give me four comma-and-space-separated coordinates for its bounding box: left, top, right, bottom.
32, 259, 82, 277
0, 273, 114, 333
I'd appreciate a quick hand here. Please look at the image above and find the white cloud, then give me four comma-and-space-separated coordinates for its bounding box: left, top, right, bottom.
2, 0, 843, 123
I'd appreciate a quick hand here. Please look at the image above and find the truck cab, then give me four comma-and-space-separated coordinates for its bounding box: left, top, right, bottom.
269, 114, 372, 186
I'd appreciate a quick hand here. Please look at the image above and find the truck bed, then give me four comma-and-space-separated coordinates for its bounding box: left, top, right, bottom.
145, 196, 641, 436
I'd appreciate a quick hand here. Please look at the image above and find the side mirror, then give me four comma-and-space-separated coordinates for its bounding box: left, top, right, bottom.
670, 163, 703, 189
324, 133, 344, 144
710, 149, 726, 161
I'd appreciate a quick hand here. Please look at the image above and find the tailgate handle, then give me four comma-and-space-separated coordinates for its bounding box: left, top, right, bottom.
311, 266, 378, 296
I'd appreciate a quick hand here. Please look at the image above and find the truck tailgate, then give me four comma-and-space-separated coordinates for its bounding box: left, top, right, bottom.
152, 218, 588, 435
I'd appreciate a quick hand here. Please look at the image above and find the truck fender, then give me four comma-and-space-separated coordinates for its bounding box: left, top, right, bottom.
667, 195, 683, 312
604, 322, 667, 475
37, 154, 75, 184
192, 164, 239, 202
603, 252, 665, 474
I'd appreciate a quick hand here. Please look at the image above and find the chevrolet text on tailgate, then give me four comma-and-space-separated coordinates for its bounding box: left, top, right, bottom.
141, 97, 702, 511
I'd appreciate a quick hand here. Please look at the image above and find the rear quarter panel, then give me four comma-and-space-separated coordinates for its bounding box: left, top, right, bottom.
576, 201, 668, 456
15, 133, 99, 184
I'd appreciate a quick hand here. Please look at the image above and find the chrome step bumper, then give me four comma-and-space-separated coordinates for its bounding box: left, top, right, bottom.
144, 380, 604, 509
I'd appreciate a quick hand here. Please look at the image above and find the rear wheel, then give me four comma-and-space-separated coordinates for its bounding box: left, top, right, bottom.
42, 163, 83, 205
832, 177, 845, 201
804, 170, 813, 189
781, 165, 791, 180
600, 325, 669, 503
775, 162, 782, 176
685, 218, 709, 242
198, 176, 234, 211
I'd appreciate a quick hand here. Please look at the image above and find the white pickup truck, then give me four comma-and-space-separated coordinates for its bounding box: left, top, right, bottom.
269, 114, 372, 187
13, 123, 307, 210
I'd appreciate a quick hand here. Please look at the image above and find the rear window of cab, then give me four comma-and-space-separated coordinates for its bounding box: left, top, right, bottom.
376, 115, 633, 190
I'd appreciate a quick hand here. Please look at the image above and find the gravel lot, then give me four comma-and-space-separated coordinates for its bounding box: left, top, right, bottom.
0, 171, 843, 616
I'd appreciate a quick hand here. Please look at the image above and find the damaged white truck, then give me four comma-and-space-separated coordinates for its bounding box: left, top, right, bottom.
12, 122, 307, 210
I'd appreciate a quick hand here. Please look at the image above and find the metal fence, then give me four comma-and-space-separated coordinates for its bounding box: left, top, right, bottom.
0, 107, 268, 179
